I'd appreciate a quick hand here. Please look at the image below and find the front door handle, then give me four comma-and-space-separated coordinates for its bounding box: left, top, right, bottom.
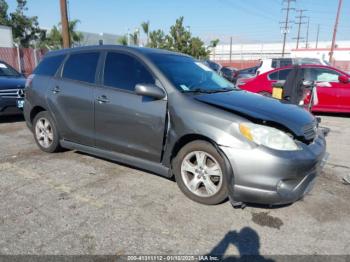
97, 95, 109, 104
52, 86, 60, 94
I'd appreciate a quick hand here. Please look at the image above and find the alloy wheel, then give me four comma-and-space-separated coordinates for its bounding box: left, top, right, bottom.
35, 117, 54, 148
180, 151, 223, 197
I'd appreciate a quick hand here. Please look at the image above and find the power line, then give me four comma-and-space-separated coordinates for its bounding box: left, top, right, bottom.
280, 0, 295, 57
293, 9, 307, 49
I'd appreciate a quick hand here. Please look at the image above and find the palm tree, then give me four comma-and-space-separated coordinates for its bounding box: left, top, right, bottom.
117, 35, 128, 46
68, 19, 84, 46
141, 21, 150, 46
129, 31, 139, 46
210, 39, 220, 60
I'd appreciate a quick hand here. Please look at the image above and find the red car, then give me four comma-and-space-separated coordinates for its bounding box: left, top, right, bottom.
238, 64, 350, 113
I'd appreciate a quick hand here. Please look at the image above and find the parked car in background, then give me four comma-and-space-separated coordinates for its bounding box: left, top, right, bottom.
239, 64, 350, 113
24, 45, 326, 206
203, 60, 222, 73
0, 60, 25, 114
220, 66, 238, 83
235, 66, 259, 85
256, 58, 330, 76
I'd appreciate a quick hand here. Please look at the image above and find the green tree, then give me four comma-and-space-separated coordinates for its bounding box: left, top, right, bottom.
148, 29, 167, 49
68, 19, 83, 45
41, 19, 83, 49
0, 0, 10, 25
117, 35, 128, 46
129, 31, 139, 46
141, 20, 150, 45
145, 17, 210, 59
9, 0, 45, 47
210, 39, 220, 60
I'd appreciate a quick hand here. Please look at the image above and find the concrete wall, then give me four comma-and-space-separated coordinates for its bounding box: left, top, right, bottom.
0, 25, 13, 48
211, 40, 350, 62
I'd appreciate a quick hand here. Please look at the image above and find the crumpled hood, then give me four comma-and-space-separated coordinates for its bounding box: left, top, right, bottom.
193, 90, 315, 137
0, 77, 26, 90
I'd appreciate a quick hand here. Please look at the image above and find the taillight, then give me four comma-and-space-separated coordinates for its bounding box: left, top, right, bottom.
25, 74, 34, 89
233, 71, 239, 77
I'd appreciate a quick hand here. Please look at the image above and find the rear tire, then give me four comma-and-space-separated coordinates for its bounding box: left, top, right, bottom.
33, 111, 62, 153
172, 140, 228, 205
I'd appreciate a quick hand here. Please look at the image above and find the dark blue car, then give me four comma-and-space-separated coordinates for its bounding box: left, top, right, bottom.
0, 60, 26, 113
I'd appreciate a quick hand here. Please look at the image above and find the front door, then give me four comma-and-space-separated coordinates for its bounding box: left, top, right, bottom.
304, 67, 341, 112
94, 51, 167, 162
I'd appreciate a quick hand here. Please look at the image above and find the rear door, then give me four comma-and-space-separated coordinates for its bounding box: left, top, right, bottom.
47, 51, 100, 146
94, 51, 167, 162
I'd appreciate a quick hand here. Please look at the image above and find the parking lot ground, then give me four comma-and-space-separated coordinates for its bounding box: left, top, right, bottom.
0, 114, 349, 256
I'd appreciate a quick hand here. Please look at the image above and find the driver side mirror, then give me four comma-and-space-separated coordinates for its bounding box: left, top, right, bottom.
339, 75, 349, 84
135, 84, 166, 100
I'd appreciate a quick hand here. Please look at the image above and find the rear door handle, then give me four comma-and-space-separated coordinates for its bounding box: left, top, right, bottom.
52, 86, 60, 94
97, 95, 109, 104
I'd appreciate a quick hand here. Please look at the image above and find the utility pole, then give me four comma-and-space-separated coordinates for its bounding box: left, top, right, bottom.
305, 17, 310, 48
316, 24, 320, 49
59, 0, 71, 48
229, 36, 232, 63
329, 0, 343, 64
294, 9, 307, 49
280, 0, 295, 57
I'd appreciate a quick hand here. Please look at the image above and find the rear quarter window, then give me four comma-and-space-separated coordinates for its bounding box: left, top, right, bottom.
33, 55, 66, 76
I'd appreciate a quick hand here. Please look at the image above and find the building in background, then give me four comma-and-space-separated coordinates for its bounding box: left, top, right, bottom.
78, 32, 123, 46
0, 25, 14, 47
211, 40, 350, 72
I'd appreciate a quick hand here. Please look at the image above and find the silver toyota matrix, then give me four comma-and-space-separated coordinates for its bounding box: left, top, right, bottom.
24, 45, 327, 206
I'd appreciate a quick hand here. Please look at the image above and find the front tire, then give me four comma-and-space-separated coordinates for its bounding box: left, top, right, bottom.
33, 111, 61, 153
173, 140, 228, 205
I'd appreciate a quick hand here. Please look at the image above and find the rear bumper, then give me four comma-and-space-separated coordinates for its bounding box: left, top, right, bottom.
220, 130, 327, 205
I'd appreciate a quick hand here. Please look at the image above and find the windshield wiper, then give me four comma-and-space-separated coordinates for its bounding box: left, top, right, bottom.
182, 88, 214, 94
182, 87, 236, 94
207, 88, 235, 93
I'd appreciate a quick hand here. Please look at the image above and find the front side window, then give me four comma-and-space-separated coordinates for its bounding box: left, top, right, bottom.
34, 55, 66, 76
148, 54, 234, 93
103, 52, 155, 91
304, 68, 340, 83
62, 52, 100, 84
269, 69, 292, 81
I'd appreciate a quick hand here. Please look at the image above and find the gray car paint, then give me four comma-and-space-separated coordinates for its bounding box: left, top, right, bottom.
24, 45, 327, 205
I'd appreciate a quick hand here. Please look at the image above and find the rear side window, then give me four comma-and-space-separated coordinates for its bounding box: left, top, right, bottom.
269, 69, 292, 81
33, 55, 66, 76
62, 52, 100, 84
103, 52, 155, 91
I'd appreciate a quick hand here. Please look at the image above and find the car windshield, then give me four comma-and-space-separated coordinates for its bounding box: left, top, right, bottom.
148, 54, 235, 93
0, 62, 21, 77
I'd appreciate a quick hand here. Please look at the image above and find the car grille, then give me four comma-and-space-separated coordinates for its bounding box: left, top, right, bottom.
303, 120, 317, 141
0, 89, 24, 99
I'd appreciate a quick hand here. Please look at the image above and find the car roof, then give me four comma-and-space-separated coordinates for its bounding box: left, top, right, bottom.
45, 45, 190, 58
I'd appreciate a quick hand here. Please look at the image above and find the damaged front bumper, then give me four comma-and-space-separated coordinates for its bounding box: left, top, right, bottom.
220, 130, 327, 205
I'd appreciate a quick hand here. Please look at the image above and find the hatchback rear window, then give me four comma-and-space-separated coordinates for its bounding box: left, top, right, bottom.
33, 55, 66, 76
62, 52, 100, 84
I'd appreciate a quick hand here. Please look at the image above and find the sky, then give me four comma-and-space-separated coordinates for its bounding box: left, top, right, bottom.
5, 0, 350, 44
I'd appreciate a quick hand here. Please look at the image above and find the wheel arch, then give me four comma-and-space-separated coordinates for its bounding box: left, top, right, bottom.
30, 105, 47, 124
